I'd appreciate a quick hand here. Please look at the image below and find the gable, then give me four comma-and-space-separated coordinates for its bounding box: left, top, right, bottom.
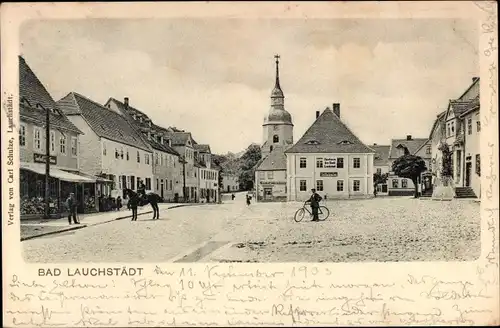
285, 108, 374, 154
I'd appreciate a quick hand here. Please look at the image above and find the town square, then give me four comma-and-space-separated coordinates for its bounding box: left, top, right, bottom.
17, 18, 481, 263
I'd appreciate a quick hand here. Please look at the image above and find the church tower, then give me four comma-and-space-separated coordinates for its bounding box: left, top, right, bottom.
261, 54, 294, 157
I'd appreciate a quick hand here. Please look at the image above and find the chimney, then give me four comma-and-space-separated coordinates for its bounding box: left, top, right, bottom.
373, 143, 377, 146
316, 111, 320, 119
472, 77, 479, 83
124, 97, 129, 107
332, 103, 340, 118
406, 135, 412, 140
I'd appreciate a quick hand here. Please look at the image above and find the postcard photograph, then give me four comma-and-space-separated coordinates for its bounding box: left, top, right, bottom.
16, 17, 483, 264
2, 2, 499, 327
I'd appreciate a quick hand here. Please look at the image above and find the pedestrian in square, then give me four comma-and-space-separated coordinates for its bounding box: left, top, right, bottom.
66, 193, 79, 225
308, 188, 322, 222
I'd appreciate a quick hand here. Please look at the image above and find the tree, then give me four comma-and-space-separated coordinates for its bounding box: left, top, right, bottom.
373, 172, 389, 187
391, 146, 428, 198
238, 144, 262, 191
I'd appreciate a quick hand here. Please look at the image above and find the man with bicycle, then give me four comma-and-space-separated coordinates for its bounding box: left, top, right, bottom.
307, 188, 322, 222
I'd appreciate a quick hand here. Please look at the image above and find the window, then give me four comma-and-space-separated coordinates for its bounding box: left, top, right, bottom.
273, 135, 279, 143
376, 168, 382, 175
67, 136, 76, 156
353, 157, 361, 169
337, 180, 344, 192
126, 150, 129, 161
299, 180, 307, 191
392, 179, 399, 188
267, 171, 274, 179
337, 158, 344, 168
130, 176, 135, 190
155, 153, 159, 165
169, 180, 172, 190
145, 178, 151, 190
50, 131, 56, 153
477, 121, 481, 132
156, 178, 159, 191
34, 127, 42, 150
467, 118, 472, 135
103, 142, 107, 156
59, 134, 66, 154
119, 176, 123, 190
451, 121, 455, 134
402, 179, 408, 188
299, 157, 307, 168
353, 180, 360, 192
316, 158, 324, 168
426, 146, 431, 154
476, 154, 480, 176
19, 124, 26, 147
136, 177, 140, 189
120, 148, 124, 159
316, 180, 324, 191
259, 171, 265, 179
145, 153, 150, 165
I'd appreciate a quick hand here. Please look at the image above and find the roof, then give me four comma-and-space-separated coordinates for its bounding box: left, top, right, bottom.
256, 149, 287, 171
458, 77, 479, 100
19, 56, 82, 134
164, 132, 193, 146
428, 110, 447, 139
194, 144, 211, 153
458, 96, 480, 118
388, 138, 428, 159
369, 145, 391, 166
285, 108, 375, 154
105, 98, 179, 156
57, 92, 151, 152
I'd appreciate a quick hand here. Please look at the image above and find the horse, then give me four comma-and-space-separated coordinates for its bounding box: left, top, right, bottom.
124, 188, 161, 220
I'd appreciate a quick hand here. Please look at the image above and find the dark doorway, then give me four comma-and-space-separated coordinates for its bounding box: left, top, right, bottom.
465, 162, 472, 187
381, 184, 388, 193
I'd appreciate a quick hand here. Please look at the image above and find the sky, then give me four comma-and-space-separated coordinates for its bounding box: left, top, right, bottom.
20, 19, 479, 154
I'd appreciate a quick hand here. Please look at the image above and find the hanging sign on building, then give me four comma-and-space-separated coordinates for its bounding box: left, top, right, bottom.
260, 181, 286, 185
34, 153, 57, 165
324, 158, 337, 168
320, 172, 338, 177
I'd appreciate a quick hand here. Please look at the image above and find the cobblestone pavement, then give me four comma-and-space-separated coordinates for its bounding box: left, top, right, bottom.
22, 197, 480, 263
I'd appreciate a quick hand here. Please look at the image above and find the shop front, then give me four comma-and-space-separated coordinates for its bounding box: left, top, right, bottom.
20, 162, 97, 220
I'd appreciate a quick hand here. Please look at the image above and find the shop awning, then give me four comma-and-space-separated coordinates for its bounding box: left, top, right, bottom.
20, 162, 95, 183
76, 171, 113, 183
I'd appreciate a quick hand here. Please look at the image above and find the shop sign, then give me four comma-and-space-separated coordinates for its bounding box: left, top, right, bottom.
324, 158, 337, 168
320, 172, 338, 177
34, 153, 57, 165
260, 181, 286, 185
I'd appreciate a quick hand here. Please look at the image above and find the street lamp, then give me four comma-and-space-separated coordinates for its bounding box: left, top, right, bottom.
44, 104, 51, 219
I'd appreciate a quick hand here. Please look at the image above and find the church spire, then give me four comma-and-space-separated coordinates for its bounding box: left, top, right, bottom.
274, 54, 281, 90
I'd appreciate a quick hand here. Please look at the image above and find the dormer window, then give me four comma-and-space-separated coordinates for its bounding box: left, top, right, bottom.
338, 140, 353, 145
273, 135, 279, 143
305, 140, 320, 145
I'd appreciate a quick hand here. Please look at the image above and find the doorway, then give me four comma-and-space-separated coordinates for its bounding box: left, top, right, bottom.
264, 188, 273, 201
465, 162, 472, 187
160, 182, 164, 199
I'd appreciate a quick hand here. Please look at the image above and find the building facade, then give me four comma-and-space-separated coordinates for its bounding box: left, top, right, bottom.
221, 173, 239, 193
370, 144, 391, 195
387, 136, 432, 196
164, 130, 199, 202
57, 92, 154, 201
19, 56, 100, 219
255, 55, 294, 202
194, 144, 219, 203
286, 106, 375, 201
429, 77, 480, 198
105, 97, 182, 202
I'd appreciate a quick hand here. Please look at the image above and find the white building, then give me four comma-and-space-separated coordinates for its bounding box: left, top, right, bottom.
194, 144, 220, 203
221, 173, 239, 193
370, 144, 391, 195
57, 92, 154, 199
429, 77, 480, 198
285, 106, 375, 201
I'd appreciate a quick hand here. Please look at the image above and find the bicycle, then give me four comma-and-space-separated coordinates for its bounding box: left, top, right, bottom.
293, 201, 330, 222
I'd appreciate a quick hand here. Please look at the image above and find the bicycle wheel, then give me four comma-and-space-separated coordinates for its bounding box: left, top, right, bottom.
317, 206, 330, 221
294, 208, 306, 222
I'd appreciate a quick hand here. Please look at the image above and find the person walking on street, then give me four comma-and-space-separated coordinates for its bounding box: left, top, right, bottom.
66, 193, 79, 225
308, 188, 322, 222
246, 194, 251, 206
